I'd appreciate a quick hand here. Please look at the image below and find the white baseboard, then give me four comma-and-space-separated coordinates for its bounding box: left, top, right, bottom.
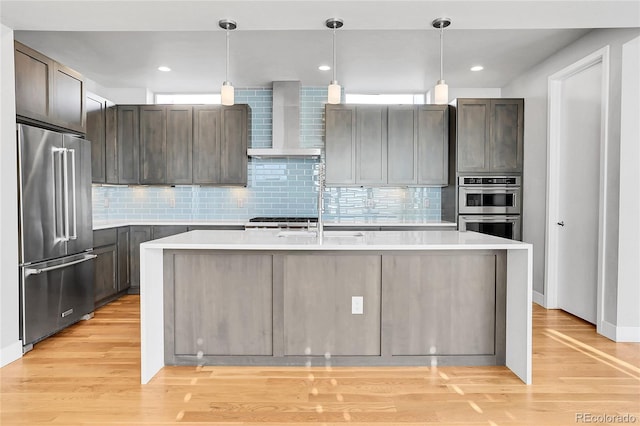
533, 290, 545, 307
0, 340, 22, 367
599, 320, 640, 342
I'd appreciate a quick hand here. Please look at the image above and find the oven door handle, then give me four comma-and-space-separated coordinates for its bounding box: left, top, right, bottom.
462, 216, 520, 222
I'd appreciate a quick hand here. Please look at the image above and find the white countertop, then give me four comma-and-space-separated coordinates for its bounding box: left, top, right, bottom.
92, 219, 245, 230
93, 219, 456, 230
141, 229, 529, 251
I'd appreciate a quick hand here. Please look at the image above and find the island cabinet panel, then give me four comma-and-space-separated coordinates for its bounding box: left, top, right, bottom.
383, 253, 499, 356
282, 254, 381, 356
169, 253, 273, 356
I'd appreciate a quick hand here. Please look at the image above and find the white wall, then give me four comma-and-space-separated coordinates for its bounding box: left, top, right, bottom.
426, 87, 502, 104
615, 35, 640, 341
0, 24, 21, 366
502, 28, 640, 339
85, 77, 152, 104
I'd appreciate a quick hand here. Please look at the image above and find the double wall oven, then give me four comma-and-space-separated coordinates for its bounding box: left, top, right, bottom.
458, 176, 522, 240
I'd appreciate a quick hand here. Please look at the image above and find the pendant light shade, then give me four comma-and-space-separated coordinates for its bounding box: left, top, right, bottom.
219, 19, 237, 106
432, 17, 451, 105
326, 18, 344, 104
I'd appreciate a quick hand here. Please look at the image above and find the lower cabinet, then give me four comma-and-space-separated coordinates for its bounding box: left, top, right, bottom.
93, 227, 130, 307
129, 226, 152, 292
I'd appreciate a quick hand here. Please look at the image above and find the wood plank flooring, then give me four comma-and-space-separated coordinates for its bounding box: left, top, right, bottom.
1, 295, 638, 425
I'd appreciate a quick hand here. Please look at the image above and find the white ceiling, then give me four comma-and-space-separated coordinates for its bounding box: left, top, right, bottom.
2, 1, 638, 93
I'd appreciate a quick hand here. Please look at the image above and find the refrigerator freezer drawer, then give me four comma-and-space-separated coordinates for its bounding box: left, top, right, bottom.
20, 253, 96, 346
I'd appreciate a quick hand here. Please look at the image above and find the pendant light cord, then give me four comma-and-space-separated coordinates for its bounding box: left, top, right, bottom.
332, 25, 337, 82
439, 22, 444, 81
225, 26, 230, 82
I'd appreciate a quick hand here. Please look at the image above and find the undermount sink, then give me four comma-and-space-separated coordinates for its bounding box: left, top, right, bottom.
276, 230, 365, 238
277, 230, 317, 237
323, 231, 364, 237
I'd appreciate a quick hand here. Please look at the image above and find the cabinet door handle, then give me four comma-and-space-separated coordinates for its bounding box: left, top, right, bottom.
557, 221, 565, 227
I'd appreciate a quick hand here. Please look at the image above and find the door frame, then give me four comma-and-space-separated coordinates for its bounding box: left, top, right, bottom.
544, 46, 610, 331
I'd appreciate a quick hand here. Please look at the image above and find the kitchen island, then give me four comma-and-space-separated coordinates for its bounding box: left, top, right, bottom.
140, 229, 532, 384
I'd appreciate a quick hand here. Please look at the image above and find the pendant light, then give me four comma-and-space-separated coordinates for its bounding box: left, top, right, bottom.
326, 18, 344, 104
219, 19, 237, 106
432, 17, 451, 105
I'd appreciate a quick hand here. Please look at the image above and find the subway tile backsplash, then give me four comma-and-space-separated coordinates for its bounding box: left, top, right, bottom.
92, 87, 441, 222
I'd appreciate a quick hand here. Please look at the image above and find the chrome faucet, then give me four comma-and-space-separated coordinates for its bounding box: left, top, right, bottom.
316, 162, 325, 239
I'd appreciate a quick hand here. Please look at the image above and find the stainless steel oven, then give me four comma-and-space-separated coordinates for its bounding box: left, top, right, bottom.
458, 176, 521, 215
457, 176, 522, 240
459, 215, 522, 241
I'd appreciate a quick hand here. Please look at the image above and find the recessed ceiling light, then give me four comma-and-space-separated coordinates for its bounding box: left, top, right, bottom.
158, 66, 171, 72
470, 65, 484, 72
318, 65, 331, 71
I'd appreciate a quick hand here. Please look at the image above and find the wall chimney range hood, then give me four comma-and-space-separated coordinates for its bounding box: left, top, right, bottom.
247, 81, 322, 158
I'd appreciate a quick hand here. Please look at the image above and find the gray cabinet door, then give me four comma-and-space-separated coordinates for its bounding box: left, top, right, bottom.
14, 41, 53, 125
86, 92, 106, 183
129, 226, 152, 291
52, 61, 85, 133
139, 105, 167, 184
387, 106, 417, 185
193, 106, 221, 184
325, 105, 356, 185
383, 253, 496, 356
93, 244, 117, 304
219, 105, 248, 185
490, 99, 523, 173
117, 227, 130, 292
356, 106, 387, 184
116, 106, 140, 184
417, 105, 448, 185
169, 252, 273, 356
166, 106, 193, 184
282, 254, 381, 356
104, 103, 118, 184
457, 99, 490, 173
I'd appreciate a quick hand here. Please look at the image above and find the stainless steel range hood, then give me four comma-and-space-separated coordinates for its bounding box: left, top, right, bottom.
247, 81, 322, 158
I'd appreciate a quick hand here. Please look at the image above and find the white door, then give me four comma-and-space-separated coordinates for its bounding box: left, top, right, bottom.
556, 61, 602, 324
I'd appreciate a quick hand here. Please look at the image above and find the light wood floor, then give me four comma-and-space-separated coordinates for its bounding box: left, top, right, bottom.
1, 295, 638, 425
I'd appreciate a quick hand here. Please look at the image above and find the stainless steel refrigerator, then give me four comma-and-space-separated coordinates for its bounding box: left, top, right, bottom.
17, 123, 95, 350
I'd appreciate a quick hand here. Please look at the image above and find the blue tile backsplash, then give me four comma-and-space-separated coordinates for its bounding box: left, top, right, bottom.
92, 87, 441, 222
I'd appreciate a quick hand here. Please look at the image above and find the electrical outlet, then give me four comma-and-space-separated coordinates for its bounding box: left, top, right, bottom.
237, 198, 244, 208
366, 199, 375, 208
424, 198, 430, 208
103, 198, 109, 208
351, 296, 364, 315
169, 198, 176, 208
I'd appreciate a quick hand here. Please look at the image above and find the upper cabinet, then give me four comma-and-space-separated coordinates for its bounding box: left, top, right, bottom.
86, 92, 116, 184
325, 104, 449, 186
14, 41, 86, 133
456, 98, 523, 174
87, 103, 249, 185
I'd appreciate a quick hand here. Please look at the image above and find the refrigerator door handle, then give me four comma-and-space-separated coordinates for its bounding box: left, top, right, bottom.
68, 148, 78, 240
61, 147, 70, 242
24, 254, 96, 277
53, 147, 66, 242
